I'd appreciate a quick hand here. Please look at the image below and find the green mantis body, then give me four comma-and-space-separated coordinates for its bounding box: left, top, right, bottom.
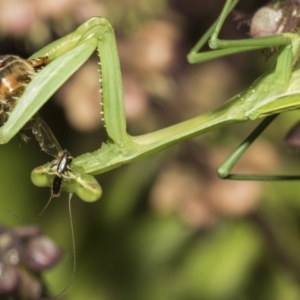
2, 0, 300, 201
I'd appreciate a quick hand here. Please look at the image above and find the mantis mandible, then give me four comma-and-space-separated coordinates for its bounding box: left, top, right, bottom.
2, 0, 300, 202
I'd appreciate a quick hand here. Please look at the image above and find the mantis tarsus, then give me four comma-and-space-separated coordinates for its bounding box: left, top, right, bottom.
2, 0, 300, 202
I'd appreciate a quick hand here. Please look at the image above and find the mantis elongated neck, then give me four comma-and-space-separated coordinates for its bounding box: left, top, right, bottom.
132, 99, 247, 157
134, 104, 240, 148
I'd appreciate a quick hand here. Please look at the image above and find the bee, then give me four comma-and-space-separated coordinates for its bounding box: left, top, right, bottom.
0, 55, 48, 127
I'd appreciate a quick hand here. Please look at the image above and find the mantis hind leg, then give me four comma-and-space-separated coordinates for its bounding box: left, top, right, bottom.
188, 0, 293, 65
218, 114, 300, 181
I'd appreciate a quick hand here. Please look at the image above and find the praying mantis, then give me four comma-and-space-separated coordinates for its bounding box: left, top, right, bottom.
2, 0, 300, 202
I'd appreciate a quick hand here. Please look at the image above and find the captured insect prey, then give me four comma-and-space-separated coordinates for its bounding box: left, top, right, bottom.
0, 55, 47, 124
0, 54, 52, 144
43, 150, 72, 201
52, 151, 73, 197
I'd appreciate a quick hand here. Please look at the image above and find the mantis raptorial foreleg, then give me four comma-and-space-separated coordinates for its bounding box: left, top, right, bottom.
2, 1, 300, 201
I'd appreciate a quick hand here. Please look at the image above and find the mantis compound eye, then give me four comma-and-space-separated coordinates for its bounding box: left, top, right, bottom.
31, 165, 50, 188
73, 173, 102, 202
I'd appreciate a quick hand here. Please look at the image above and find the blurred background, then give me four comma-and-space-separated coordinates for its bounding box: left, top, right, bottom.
1, 0, 300, 299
